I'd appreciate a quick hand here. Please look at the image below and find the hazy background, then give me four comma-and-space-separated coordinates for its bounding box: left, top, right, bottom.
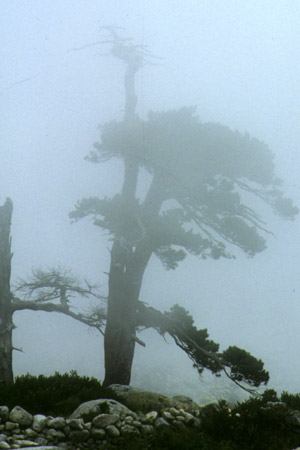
1, 0, 300, 402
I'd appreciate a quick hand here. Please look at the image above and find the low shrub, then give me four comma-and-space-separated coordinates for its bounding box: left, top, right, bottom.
0, 370, 116, 416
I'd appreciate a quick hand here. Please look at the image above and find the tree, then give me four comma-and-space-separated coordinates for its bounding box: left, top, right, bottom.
70, 30, 298, 387
0, 198, 106, 382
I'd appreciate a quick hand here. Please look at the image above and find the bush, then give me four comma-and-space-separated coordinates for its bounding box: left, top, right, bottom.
0, 370, 116, 416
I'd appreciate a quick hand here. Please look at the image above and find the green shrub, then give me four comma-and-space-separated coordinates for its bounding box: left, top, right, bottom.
0, 370, 116, 416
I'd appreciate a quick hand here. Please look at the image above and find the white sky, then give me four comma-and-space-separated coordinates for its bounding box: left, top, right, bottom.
1, 0, 300, 400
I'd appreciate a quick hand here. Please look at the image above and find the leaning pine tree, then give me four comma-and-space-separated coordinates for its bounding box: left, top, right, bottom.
70, 30, 298, 389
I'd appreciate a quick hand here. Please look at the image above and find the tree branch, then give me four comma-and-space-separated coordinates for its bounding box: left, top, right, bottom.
12, 298, 105, 336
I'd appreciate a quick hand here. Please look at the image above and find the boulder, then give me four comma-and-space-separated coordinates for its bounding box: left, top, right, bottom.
108, 385, 171, 413
69, 399, 133, 422
92, 413, 119, 428
9, 406, 33, 426
32, 415, 47, 432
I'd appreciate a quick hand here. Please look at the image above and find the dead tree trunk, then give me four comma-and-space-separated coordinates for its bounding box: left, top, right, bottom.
0, 199, 14, 382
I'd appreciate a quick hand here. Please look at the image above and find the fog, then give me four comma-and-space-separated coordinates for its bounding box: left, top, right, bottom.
1, 1, 300, 402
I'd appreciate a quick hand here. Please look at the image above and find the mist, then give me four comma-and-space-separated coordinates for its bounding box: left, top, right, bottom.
1, 1, 300, 403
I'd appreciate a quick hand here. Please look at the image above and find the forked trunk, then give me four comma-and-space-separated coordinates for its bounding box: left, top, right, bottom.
0, 199, 13, 382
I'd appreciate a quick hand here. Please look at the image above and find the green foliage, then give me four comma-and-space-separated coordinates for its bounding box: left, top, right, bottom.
221, 346, 269, 387
75, 107, 298, 272
0, 371, 115, 416
119, 393, 300, 450
281, 391, 300, 410
162, 304, 269, 389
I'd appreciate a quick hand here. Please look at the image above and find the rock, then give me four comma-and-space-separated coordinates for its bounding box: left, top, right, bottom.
0, 436, 7, 443
9, 407, 33, 427
120, 424, 139, 435
47, 418, 65, 431
69, 430, 89, 442
170, 396, 200, 415
65, 419, 84, 431
13, 440, 38, 447
33, 437, 48, 446
69, 399, 132, 422
154, 417, 171, 429
0, 407, 9, 421
144, 411, 158, 423
24, 429, 37, 439
105, 425, 120, 438
0, 442, 10, 449
45, 429, 65, 441
5, 423, 19, 431
108, 385, 171, 413
16, 448, 62, 450
90, 428, 106, 440
162, 411, 174, 421
92, 414, 119, 428
32, 416, 47, 433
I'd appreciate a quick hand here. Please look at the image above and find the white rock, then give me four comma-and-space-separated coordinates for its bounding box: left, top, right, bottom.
145, 411, 158, 423
162, 411, 174, 421
32, 415, 47, 432
0, 442, 10, 449
70, 399, 132, 421
9, 407, 33, 427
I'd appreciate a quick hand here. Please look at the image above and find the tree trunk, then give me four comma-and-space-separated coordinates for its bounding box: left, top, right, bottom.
0, 199, 14, 382
103, 235, 152, 386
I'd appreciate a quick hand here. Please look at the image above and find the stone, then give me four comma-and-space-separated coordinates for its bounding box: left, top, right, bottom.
132, 420, 142, 428
90, 428, 106, 439
47, 418, 66, 430
154, 417, 171, 429
108, 385, 171, 413
9, 407, 33, 427
0, 442, 10, 449
0, 436, 7, 443
162, 411, 174, 421
120, 425, 139, 435
45, 429, 65, 441
32, 415, 47, 433
24, 429, 37, 439
182, 411, 195, 424
65, 419, 84, 431
105, 425, 120, 438
5, 422, 19, 431
92, 414, 119, 428
33, 437, 48, 446
13, 440, 38, 447
0, 408, 9, 421
16, 448, 62, 450
144, 411, 158, 423
70, 399, 133, 422
69, 430, 89, 442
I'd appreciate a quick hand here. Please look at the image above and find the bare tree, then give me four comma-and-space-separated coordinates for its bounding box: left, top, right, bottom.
0, 199, 105, 381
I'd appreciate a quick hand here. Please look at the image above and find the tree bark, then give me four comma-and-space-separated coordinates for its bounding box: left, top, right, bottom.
0, 199, 13, 382
103, 174, 164, 386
